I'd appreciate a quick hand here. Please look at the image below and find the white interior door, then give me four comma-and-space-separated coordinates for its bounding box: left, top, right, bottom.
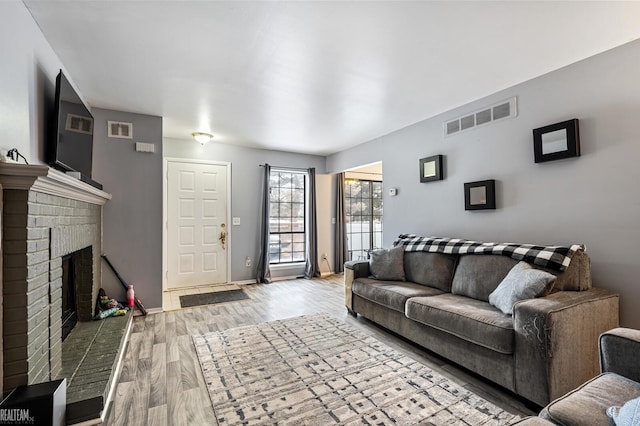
167, 161, 228, 289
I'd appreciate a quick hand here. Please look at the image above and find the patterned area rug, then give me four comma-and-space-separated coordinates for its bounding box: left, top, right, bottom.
192, 314, 522, 425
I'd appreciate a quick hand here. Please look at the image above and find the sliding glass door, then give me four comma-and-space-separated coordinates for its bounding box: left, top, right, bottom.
344, 179, 383, 260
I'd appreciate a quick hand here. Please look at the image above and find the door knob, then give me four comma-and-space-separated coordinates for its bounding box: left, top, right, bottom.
219, 230, 227, 249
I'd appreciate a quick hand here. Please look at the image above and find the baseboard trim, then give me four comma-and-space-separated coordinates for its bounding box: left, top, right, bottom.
237, 275, 301, 283
271, 275, 301, 282
234, 273, 340, 285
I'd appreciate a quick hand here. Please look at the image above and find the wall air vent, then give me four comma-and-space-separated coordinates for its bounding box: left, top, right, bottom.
108, 121, 133, 139
444, 97, 517, 137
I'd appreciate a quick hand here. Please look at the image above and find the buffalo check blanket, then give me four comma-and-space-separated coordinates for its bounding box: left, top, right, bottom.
393, 234, 584, 271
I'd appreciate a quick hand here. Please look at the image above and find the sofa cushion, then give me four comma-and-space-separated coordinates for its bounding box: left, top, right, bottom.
540, 373, 640, 426
352, 278, 443, 313
369, 246, 405, 281
405, 294, 514, 354
451, 255, 520, 302
403, 252, 458, 292
489, 261, 556, 315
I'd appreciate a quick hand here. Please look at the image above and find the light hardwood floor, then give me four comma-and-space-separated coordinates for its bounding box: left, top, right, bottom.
104, 275, 535, 425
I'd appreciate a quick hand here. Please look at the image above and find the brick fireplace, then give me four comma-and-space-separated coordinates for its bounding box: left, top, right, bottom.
0, 163, 111, 392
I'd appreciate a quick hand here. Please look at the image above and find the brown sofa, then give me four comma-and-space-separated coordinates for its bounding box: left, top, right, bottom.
344, 248, 619, 406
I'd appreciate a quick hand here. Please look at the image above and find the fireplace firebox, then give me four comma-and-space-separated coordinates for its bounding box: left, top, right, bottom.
61, 247, 93, 341
61, 254, 77, 342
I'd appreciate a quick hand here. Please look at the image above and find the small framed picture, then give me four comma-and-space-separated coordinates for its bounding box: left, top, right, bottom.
533, 119, 580, 163
419, 155, 443, 183
464, 179, 496, 210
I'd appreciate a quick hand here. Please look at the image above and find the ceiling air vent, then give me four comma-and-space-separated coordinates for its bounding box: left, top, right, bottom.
65, 114, 93, 135
444, 97, 517, 137
108, 121, 133, 139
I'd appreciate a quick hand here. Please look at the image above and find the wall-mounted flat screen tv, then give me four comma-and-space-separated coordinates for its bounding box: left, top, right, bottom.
50, 70, 98, 187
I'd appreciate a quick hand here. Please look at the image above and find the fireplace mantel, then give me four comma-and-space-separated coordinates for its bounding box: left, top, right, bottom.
0, 163, 111, 205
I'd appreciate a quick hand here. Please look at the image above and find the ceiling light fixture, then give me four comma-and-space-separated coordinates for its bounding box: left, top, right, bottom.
192, 132, 214, 145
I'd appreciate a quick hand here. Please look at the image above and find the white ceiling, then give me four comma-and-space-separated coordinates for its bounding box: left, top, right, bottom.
24, 1, 640, 156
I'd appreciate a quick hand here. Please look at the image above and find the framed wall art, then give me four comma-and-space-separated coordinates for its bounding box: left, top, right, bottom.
464, 179, 496, 211
419, 155, 443, 183
533, 118, 580, 163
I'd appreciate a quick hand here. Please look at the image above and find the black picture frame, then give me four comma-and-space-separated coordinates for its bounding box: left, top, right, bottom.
533, 118, 580, 163
464, 179, 496, 210
419, 155, 443, 183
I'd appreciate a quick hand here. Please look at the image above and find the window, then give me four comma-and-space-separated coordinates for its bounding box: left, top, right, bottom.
345, 179, 383, 260
269, 170, 307, 264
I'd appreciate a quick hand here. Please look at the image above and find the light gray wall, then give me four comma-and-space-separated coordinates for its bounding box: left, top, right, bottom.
0, 0, 72, 164
163, 139, 333, 282
93, 108, 163, 309
328, 39, 640, 328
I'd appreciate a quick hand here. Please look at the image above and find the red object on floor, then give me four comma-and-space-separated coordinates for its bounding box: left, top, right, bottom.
127, 285, 135, 307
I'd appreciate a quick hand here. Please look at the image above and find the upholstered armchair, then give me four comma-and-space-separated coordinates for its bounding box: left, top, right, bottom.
535, 328, 640, 425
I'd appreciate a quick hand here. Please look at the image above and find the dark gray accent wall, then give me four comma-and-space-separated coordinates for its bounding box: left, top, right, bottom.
92, 108, 163, 309
327, 39, 640, 328
163, 139, 330, 282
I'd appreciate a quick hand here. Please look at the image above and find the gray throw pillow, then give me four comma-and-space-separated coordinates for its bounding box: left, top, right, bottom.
369, 246, 405, 281
488, 261, 556, 315
607, 397, 640, 425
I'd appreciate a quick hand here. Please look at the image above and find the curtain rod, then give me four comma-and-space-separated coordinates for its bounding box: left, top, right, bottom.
259, 164, 310, 172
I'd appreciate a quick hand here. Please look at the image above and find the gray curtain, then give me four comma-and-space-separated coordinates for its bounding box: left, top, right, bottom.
334, 173, 348, 273
304, 168, 320, 279
256, 164, 272, 283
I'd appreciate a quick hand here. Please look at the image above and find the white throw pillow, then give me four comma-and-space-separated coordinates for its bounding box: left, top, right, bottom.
607, 396, 640, 425
488, 261, 556, 315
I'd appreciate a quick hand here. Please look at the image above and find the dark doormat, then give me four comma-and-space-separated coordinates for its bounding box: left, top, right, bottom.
180, 289, 249, 308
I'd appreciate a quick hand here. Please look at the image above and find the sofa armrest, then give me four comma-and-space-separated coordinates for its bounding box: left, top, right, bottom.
345, 260, 370, 278
600, 328, 640, 382
344, 260, 369, 311
513, 288, 619, 406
